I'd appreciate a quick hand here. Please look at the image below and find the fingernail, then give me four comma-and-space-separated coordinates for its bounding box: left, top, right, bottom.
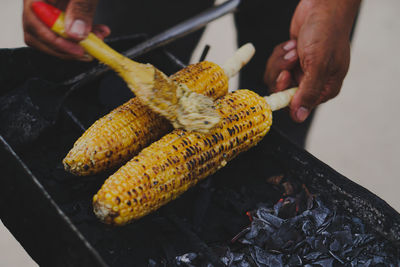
284, 49, 297, 60
296, 107, 310, 122
283, 49, 297, 60
70, 19, 86, 38
276, 71, 285, 83
283, 40, 296, 51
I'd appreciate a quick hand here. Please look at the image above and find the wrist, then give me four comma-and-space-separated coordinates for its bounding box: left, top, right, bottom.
292, 0, 362, 41
337, 0, 361, 36
303, 0, 361, 37
322, 0, 361, 37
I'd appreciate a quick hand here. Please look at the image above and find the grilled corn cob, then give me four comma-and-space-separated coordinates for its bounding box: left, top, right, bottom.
64, 44, 255, 176
93, 88, 297, 225
63, 61, 227, 175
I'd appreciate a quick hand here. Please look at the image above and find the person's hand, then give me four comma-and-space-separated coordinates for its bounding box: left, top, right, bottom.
264, 0, 361, 122
23, 0, 110, 61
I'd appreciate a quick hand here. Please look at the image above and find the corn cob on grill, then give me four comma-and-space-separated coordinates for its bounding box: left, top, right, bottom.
93, 89, 298, 225
64, 44, 255, 176
64, 61, 228, 175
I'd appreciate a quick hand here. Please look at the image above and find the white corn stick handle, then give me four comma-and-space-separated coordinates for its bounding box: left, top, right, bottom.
221, 44, 296, 111
264, 87, 298, 111
222, 43, 255, 78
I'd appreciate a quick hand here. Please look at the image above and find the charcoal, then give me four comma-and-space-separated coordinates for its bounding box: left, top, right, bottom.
214, 247, 233, 266
276, 199, 297, 219
257, 207, 284, 228
287, 254, 302, 266
372, 256, 385, 264
250, 246, 283, 267
175, 193, 399, 266
220, 256, 230, 266
353, 233, 374, 247
329, 239, 340, 252
219, 249, 251, 267
310, 202, 330, 227
175, 253, 198, 266
328, 250, 344, 264
350, 257, 391, 267
301, 219, 315, 236
351, 217, 365, 234
232, 253, 244, 262
306, 236, 328, 252
272, 222, 301, 249
232, 260, 251, 267
231, 227, 251, 243
303, 251, 323, 261
313, 257, 334, 267
253, 229, 270, 248
332, 230, 353, 247
244, 221, 262, 241
148, 258, 158, 267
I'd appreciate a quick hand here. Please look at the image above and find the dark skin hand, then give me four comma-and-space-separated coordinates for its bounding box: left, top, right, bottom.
23, 0, 110, 61
264, 0, 361, 122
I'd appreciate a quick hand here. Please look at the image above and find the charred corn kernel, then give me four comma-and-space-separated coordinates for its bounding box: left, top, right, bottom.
63, 61, 229, 176
93, 89, 272, 225
170, 61, 228, 99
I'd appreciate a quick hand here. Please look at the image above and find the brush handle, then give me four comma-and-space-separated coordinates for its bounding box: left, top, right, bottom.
32, 3, 141, 74
80, 33, 140, 73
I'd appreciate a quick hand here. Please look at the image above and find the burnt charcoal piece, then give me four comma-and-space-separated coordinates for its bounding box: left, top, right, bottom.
176, 253, 198, 265
250, 246, 283, 267
175, 195, 400, 267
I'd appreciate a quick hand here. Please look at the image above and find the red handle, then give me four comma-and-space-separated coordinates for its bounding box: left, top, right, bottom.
31, 2, 61, 28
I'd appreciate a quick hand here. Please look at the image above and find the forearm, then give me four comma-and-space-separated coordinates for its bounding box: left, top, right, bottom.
291, 0, 361, 39
334, 0, 362, 37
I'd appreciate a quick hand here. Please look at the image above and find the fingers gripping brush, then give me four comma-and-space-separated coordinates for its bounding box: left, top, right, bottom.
32, 2, 220, 133
93, 88, 297, 225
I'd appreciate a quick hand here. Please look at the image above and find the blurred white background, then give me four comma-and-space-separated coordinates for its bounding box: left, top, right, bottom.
0, 0, 399, 266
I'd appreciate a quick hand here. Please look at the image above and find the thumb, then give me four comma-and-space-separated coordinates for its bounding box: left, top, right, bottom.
290, 68, 326, 123
64, 0, 98, 40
